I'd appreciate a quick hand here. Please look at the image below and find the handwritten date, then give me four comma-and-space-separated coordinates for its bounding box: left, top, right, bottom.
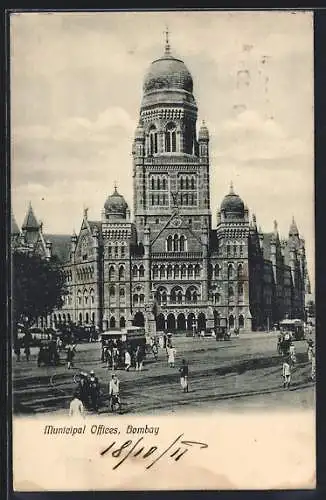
100, 433, 208, 470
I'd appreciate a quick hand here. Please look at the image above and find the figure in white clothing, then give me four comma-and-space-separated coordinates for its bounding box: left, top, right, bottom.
69, 393, 84, 417
168, 346, 176, 368
109, 374, 121, 412
282, 358, 291, 389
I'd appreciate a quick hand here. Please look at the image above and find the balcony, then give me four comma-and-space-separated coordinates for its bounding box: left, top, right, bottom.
152, 251, 202, 260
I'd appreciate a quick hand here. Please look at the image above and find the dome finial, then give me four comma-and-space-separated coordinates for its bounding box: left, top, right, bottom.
229, 181, 234, 194
114, 181, 118, 194
164, 25, 171, 55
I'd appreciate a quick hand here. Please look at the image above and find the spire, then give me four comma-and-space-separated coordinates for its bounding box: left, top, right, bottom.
22, 202, 40, 231
164, 26, 171, 55
229, 181, 234, 195
289, 215, 299, 237
273, 219, 278, 234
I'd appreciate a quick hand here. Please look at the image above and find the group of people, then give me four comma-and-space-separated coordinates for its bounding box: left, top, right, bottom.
279, 331, 316, 389
70, 371, 121, 416
101, 338, 147, 371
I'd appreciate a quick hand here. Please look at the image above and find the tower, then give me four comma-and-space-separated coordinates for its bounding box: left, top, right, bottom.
132, 31, 211, 240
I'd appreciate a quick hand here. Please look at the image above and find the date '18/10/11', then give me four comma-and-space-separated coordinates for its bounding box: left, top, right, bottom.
100, 433, 208, 471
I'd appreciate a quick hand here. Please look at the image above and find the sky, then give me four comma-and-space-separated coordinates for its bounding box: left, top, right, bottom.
10, 11, 314, 289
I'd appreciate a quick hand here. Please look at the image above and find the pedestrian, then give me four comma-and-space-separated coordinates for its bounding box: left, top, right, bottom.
77, 372, 89, 407
289, 342, 296, 364
125, 350, 131, 371
14, 342, 21, 362
282, 357, 291, 389
24, 344, 31, 362
307, 338, 314, 362
163, 333, 167, 349
179, 359, 189, 393
108, 374, 120, 412
69, 392, 85, 417
88, 370, 100, 412
168, 345, 176, 368
152, 342, 158, 361
66, 343, 75, 369
310, 351, 316, 381
135, 345, 144, 371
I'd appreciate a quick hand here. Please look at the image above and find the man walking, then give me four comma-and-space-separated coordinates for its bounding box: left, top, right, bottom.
108, 374, 120, 412
282, 356, 292, 389
125, 349, 131, 371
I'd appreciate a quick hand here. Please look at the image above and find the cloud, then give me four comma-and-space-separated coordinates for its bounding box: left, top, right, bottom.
212, 109, 312, 163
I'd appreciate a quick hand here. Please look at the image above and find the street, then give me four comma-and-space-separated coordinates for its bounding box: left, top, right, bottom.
13, 331, 315, 415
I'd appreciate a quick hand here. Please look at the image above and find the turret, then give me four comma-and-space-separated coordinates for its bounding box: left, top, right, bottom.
198, 120, 209, 159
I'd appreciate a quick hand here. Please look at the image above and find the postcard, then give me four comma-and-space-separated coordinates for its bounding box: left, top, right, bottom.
10, 10, 315, 490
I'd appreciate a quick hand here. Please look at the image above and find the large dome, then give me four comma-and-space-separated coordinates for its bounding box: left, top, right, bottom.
143, 54, 193, 95
220, 184, 245, 216
104, 187, 128, 219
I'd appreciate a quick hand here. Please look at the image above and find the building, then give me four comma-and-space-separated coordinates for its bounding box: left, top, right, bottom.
12, 36, 310, 332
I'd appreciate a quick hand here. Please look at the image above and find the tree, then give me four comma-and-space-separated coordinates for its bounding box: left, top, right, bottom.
12, 252, 67, 331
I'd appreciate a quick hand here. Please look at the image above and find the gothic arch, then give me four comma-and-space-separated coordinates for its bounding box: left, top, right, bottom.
177, 313, 186, 331
156, 313, 165, 331
165, 122, 177, 153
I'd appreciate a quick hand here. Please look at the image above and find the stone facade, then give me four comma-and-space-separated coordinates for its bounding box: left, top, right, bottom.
12, 39, 310, 332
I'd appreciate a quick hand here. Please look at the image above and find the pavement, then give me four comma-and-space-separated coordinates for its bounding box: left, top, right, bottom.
13, 332, 315, 415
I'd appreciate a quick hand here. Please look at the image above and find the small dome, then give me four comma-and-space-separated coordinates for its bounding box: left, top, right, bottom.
199, 121, 209, 140
143, 54, 193, 95
220, 183, 245, 217
104, 186, 128, 219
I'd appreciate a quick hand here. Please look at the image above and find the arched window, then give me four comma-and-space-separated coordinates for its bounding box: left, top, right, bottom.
174, 265, 180, 279
162, 178, 167, 190
108, 245, 112, 257
77, 290, 82, 305
173, 234, 179, 252
114, 244, 119, 257
119, 265, 125, 281
228, 286, 234, 299
180, 235, 186, 252
228, 264, 234, 279
120, 287, 125, 298
181, 264, 187, 278
85, 312, 89, 324
191, 176, 195, 189
109, 285, 115, 297
240, 243, 244, 256
159, 265, 165, 279
214, 264, 221, 278
109, 265, 115, 281
132, 265, 138, 278
139, 265, 145, 278
153, 265, 159, 279
157, 178, 160, 190
177, 290, 183, 304
167, 235, 173, 252
84, 290, 88, 304
167, 265, 173, 279
238, 283, 244, 296
214, 293, 221, 304
162, 291, 167, 305
139, 294, 145, 304
110, 316, 116, 328
149, 125, 158, 155
165, 122, 177, 152
185, 177, 189, 189
238, 263, 244, 277
188, 265, 194, 279
180, 177, 184, 189
133, 294, 139, 305
90, 289, 95, 304
151, 177, 155, 190
195, 264, 201, 278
